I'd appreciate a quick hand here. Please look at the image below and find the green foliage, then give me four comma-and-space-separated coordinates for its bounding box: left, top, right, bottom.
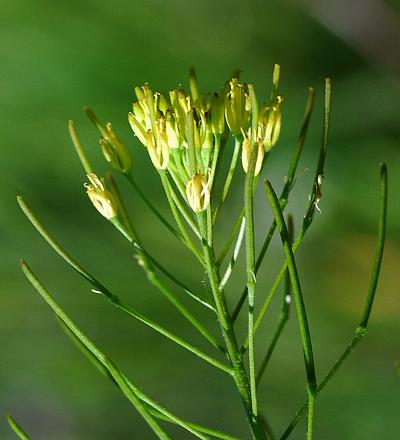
13, 66, 388, 439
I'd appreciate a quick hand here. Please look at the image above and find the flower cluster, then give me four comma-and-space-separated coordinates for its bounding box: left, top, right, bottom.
128, 68, 283, 212
84, 67, 283, 219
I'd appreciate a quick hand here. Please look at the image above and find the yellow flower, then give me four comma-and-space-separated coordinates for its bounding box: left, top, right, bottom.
225, 77, 251, 136
100, 123, 132, 173
258, 96, 283, 150
84, 107, 132, 173
84, 174, 118, 220
241, 132, 264, 177
128, 111, 148, 146
186, 173, 210, 212
145, 117, 170, 170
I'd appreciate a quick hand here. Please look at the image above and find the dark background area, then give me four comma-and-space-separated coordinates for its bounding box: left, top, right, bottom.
1, 0, 399, 438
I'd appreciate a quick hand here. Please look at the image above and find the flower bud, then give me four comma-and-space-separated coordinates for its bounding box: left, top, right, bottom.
169, 89, 188, 140
165, 111, 180, 149
101, 123, 132, 173
146, 117, 169, 170
128, 112, 147, 146
225, 78, 251, 135
84, 107, 132, 173
186, 173, 210, 212
132, 101, 145, 122
158, 94, 169, 115
211, 92, 225, 135
189, 66, 201, 106
134, 86, 145, 101
259, 96, 283, 150
241, 134, 264, 177
85, 174, 118, 220
192, 108, 207, 150
202, 121, 214, 150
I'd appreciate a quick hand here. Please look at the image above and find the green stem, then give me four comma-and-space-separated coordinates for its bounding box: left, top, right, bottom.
125, 173, 183, 242
17, 196, 103, 291
231, 87, 316, 322
217, 208, 244, 266
209, 134, 221, 190
148, 408, 241, 440
219, 217, 246, 290
280, 328, 365, 440
134, 264, 225, 355
159, 170, 199, 234
280, 162, 388, 440
105, 359, 172, 439
256, 307, 288, 386
255, 312, 288, 387
68, 120, 94, 175
29, 269, 210, 440
168, 184, 201, 238
17, 196, 222, 351
146, 252, 216, 313
260, 413, 276, 440
207, 204, 213, 247
212, 136, 242, 224
58, 311, 235, 440
158, 170, 204, 263
253, 81, 330, 346
186, 109, 197, 176
198, 213, 267, 440
241, 189, 322, 354
21, 261, 170, 440
168, 162, 189, 199
256, 216, 293, 386
109, 176, 216, 314
108, 174, 135, 238
245, 84, 259, 417
359, 163, 388, 327
6, 415, 31, 440
264, 179, 317, 392
306, 389, 315, 440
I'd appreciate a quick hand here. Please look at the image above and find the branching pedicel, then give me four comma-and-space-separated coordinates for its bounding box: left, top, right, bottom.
11, 66, 387, 440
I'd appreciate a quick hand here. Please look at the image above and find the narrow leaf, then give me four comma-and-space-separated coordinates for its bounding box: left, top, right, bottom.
6, 415, 31, 440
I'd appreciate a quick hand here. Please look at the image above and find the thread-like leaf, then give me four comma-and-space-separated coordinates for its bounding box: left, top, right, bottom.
6, 415, 31, 440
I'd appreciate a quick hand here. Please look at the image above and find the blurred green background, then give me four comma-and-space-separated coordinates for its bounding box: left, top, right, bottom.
1, 0, 399, 438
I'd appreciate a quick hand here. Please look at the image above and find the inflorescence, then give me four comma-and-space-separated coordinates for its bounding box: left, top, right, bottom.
85, 66, 282, 217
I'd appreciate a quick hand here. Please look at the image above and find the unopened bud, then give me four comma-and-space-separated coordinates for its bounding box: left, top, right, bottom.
192, 109, 207, 150
101, 123, 132, 173
84, 108, 132, 173
189, 66, 201, 106
225, 78, 250, 135
158, 94, 169, 115
186, 173, 210, 212
85, 174, 118, 220
146, 118, 169, 170
241, 135, 264, 176
165, 111, 180, 149
211, 93, 225, 135
134, 86, 145, 101
128, 112, 148, 146
202, 122, 213, 150
261, 96, 283, 149
169, 89, 188, 135
132, 101, 145, 122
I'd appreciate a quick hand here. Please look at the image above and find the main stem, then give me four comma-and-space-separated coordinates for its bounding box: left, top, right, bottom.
198, 213, 266, 440
244, 143, 259, 417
